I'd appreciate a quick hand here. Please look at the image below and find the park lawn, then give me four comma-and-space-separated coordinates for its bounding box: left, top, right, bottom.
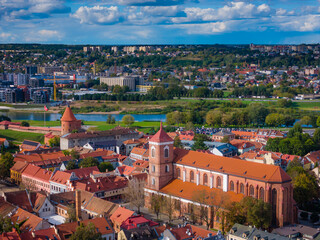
0, 129, 44, 143
294, 102, 320, 111
12, 120, 61, 127
84, 121, 161, 132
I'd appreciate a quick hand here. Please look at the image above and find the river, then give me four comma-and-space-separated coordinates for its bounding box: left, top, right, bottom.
2, 112, 167, 122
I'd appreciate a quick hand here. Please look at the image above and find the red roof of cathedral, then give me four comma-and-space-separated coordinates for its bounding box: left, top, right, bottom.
61, 106, 77, 122
149, 122, 173, 143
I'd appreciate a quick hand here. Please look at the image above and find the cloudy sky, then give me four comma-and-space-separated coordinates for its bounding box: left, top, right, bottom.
1, 0, 320, 44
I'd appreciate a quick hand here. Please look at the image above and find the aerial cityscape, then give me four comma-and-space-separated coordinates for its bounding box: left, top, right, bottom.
0, 0, 320, 240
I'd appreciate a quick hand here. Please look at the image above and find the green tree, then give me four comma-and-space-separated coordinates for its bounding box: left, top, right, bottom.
150, 194, 164, 219
293, 172, 319, 207
300, 116, 312, 126
247, 199, 272, 229
313, 128, 320, 145
70, 223, 102, 240
192, 138, 208, 151
265, 113, 285, 127
317, 116, 320, 127
221, 135, 230, 143
70, 149, 80, 160
174, 136, 183, 148
122, 115, 135, 126
0, 153, 14, 179
66, 160, 77, 170
0, 216, 14, 233
185, 122, 195, 131
98, 162, 114, 172
49, 136, 60, 147
79, 157, 99, 168
288, 123, 302, 138
206, 111, 222, 127
20, 121, 29, 127
65, 204, 77, 223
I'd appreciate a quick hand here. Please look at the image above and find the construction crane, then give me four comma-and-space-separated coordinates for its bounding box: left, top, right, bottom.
44, 74, 79, 101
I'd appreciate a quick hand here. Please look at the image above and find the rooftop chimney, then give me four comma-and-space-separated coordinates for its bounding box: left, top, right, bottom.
75, 190, 82, 221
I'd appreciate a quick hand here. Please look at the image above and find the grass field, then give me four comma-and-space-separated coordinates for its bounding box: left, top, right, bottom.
0, 129, 44, 143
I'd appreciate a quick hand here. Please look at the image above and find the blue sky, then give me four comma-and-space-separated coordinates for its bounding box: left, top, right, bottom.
1, 0, 320, 44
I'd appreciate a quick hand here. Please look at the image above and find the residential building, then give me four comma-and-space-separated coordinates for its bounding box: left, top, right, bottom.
110, 207, 135, 232
212, 130, 235, 142
10, 161, 28, 184
272, 224, 320, 240
55, 217, 115, 240
11, 208, 50, 232
21, 164, 52, 193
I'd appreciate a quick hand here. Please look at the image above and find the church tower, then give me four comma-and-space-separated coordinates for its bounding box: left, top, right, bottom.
60, 106, 82, 135
148, 122, 174, 191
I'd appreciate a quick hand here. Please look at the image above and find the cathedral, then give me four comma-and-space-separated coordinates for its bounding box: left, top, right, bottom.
145, 123, 296, 229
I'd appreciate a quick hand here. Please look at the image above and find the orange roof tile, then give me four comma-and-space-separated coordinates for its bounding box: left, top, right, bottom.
174, 148, 291, 183
10, 161, 28, 173
110, 207, 135, 226
158, 179, 243, 205
11, 208, 44, 232
60, 106, 77, 122
149, 123, 173, 143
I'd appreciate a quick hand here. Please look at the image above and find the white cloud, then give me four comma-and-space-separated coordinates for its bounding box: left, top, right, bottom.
0, 0, 70, 20
172, 2, 271, 23
141, 6, 180, 16
72, 6, 122, 24
274, 14, 320, 32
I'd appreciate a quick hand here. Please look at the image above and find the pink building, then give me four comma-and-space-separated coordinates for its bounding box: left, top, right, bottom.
21, 164, 52, 193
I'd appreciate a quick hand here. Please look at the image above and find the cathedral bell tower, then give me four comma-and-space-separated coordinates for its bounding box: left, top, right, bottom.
148, 122, 174, 191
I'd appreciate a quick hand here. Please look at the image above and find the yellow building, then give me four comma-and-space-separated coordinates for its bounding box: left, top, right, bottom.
10, 161, 28, 184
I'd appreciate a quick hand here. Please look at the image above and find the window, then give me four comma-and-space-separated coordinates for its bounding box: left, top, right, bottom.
203, 174, 208, 185
152, 165, 155, 173
249, 185, 254, 197
190, 171, 194, 182
240, 183, 244, 194
165, 165, 169, 173
151, 147, 155, 158
259, 187, 264, 200
152, 178, 155, 185
177, 168, 181, 177
230, 181, 234, 191
216, 176, 221, 188
164, 148, 169, 158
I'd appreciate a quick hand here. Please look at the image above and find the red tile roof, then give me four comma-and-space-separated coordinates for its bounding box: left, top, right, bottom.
110, 207, 135, 226
11, 208, 45, 232
149, 123, 173, 143
65, 166, 99, 179
174, 148, 291, 183
10, 162, 28, 173
0, 229, 22, 240
56, 217, 114, 240
60, 106, 77, 122
121, 215, 158, 230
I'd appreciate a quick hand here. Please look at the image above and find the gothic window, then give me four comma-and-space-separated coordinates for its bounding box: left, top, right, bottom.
190, 171, 194, 182
203, 174, 208, 185
240, 183, 244, 194
249, 185, 254, 197
152, 165, 155, 173
259, 187, 264, 200
164, 147, 169, 158
230, 181, 234, 191
217, 176, 222, 188
165, 165, 170, 173
152, 178, 155, 185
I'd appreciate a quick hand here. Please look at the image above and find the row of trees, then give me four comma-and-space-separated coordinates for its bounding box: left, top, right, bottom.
149, 189, 272, 233
266, 124, 320, 156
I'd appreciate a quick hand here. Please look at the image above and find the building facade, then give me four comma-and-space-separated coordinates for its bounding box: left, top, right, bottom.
145, 125, 296, 229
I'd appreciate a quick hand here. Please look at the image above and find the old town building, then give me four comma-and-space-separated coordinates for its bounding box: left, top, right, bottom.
145, 124, 296, 229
